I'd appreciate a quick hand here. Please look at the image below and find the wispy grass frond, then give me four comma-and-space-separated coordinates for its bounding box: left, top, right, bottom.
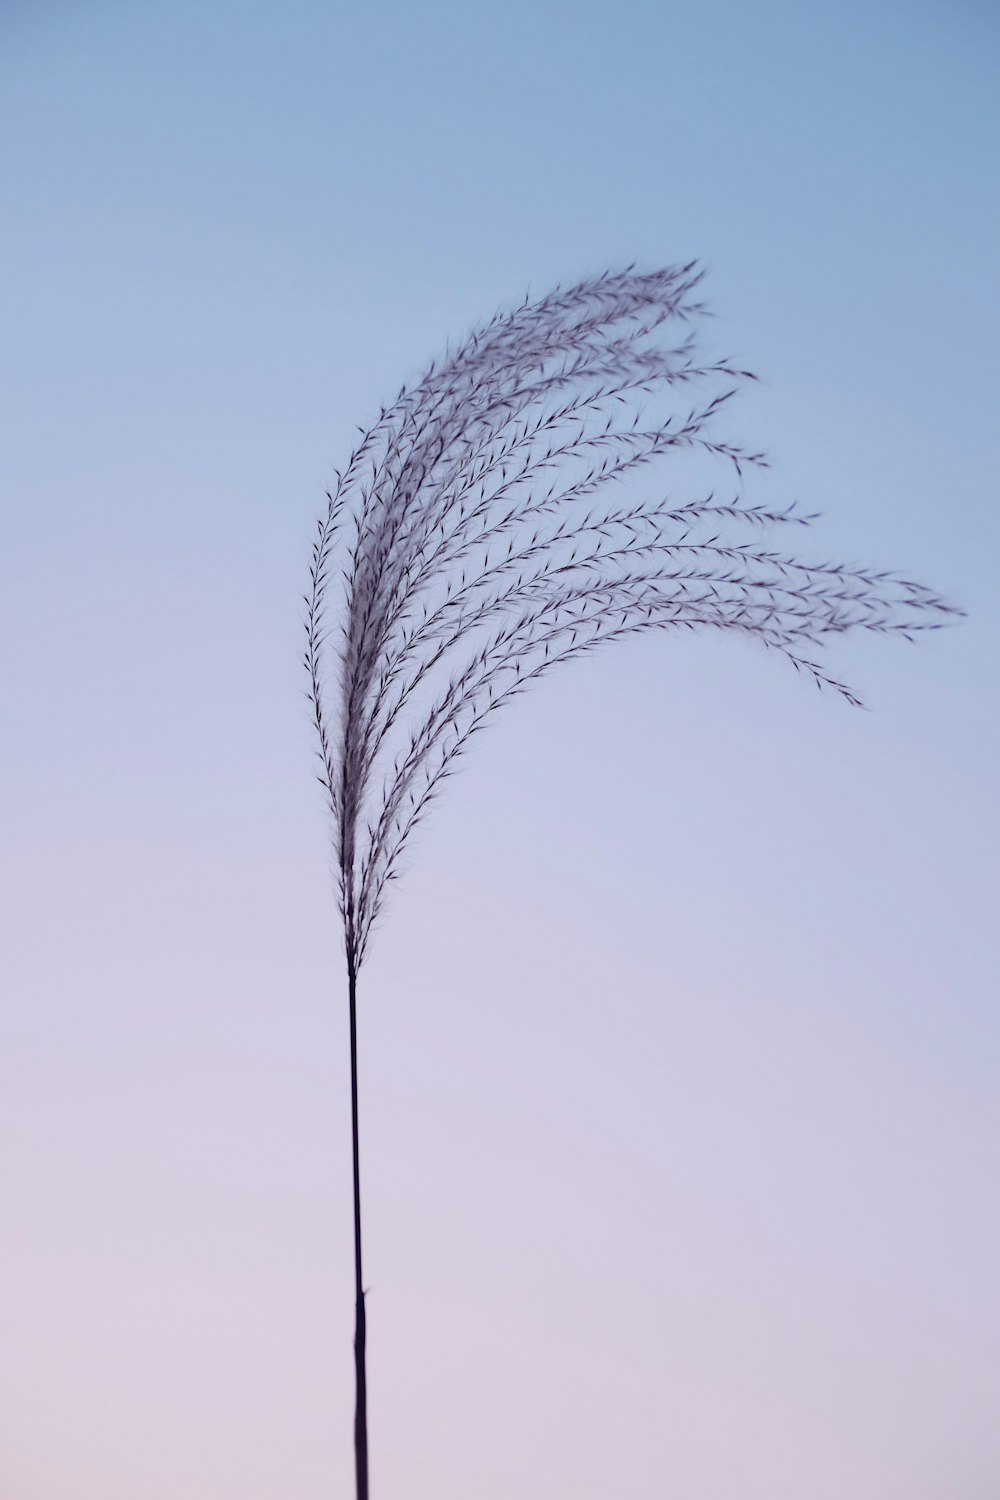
307, 264, 959, 969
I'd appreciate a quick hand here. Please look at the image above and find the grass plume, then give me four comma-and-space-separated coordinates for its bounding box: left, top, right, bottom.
305, 263, 960, 1499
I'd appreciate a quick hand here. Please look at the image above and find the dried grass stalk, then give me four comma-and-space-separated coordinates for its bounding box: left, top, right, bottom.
305, 264, 960, 1499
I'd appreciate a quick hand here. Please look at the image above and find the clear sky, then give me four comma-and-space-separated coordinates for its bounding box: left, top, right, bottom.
2, 2, 998, 1497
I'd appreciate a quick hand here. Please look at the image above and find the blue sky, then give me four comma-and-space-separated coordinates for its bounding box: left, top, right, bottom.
2, 3, 998, 1496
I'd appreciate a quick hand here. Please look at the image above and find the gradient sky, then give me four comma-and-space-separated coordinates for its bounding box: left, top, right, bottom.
2, 2, 998, 1497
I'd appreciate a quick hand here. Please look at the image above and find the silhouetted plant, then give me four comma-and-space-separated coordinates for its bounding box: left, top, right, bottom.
305, 264, 958, 1499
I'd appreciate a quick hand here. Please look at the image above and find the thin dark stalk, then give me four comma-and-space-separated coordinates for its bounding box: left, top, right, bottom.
347, 951, 368, 1500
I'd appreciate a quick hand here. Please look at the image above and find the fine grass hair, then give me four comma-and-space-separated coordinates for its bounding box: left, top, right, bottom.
308, 262, 957, 971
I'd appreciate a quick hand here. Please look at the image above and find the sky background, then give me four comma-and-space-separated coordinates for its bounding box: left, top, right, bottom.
2, 1, 998, 1496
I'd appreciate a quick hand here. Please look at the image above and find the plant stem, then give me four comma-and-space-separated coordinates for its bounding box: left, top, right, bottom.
347, 954, 369, 1500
